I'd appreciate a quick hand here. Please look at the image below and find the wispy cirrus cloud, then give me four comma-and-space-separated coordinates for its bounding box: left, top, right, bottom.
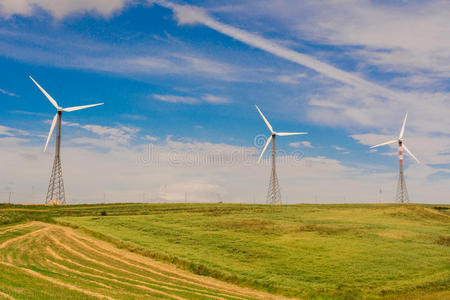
156, 1, 396, 98
208, 0, 450, 78
276, 73, 306, 85
289, 141, 313, 148
0, 88, 18, 97
0, 125, 29, 137
0, 0, 132, 19
153, 94, 199, 104
0, 28, 248, 82
153, 93, 231, 105
61, 120, 139, 147
202, 94, 230, 104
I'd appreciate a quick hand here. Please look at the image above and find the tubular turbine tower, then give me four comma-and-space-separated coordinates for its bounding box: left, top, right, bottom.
29, 76, 103, 205
371, 113, 420, 203
255, 105, 307, 204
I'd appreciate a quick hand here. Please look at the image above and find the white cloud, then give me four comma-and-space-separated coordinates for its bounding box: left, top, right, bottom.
60, 121, 138, 148
276, 73, 306, 85
289, 141, 313, 148
143, 135, 159, 142
0, 125, 29, 137
333, 146, 345, 151
153, 93, 231, 105
120, 114, 147, 121
122, 54, 243, 81
202, 94, 230, 104
302, 141, 313, 148
0, 0, 132, 19
153, 94, 199, 104
0, 88, 18, 97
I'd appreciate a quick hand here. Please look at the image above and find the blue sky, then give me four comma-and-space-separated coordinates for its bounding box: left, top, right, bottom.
1, 0, 449, 204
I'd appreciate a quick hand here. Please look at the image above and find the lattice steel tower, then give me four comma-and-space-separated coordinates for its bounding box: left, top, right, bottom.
266, 134, 281, 204
396, 141, 409, 203
46, 110, 66, 205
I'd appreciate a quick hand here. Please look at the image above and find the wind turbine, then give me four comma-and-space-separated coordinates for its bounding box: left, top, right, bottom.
370, 112, 419, 203
29, 76, 103, 205
255, 105, 307, 204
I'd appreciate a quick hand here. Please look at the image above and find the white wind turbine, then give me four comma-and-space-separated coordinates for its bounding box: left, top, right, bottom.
370, 112, 419, 203
255, 105, 307, 204
30, 76, 103, 205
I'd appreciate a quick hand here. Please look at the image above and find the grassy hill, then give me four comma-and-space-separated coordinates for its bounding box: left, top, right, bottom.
0, 203, 449, 299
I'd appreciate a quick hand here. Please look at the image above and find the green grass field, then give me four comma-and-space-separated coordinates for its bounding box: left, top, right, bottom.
0, 203, 449, 299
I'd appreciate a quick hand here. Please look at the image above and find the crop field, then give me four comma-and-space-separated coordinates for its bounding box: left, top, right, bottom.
0, 203, 449, 299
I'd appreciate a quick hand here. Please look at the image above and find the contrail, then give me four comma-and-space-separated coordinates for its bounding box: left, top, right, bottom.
154, 0, 397, 99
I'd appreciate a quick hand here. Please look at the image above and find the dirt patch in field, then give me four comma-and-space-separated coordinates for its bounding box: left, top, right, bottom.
211, 218, 282, 234
377, 229, 418, 240
296, 224, 353, 235
435, 235, 450, 246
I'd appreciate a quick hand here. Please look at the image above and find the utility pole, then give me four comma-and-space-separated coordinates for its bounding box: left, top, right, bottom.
378, 188, 383, 203
8, 191, 12, 204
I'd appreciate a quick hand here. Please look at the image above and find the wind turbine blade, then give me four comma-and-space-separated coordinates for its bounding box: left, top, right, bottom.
255, 105, 274, 133
63, 103, 104, 112
44, 113, 58, 152
399, 112, 408, 139
370, 140, 398, 148
29, 76, 59, 109
277, 132, 308, 136
402, 143, 420, 163
258, 135, 272, 163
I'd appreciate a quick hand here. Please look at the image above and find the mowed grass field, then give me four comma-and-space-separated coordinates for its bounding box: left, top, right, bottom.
0, 220, 285, 300
54, 204, 450, 299
0, 203, 449, 299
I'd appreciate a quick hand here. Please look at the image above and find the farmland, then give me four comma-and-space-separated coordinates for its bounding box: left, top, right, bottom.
0, 203, 449, 299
